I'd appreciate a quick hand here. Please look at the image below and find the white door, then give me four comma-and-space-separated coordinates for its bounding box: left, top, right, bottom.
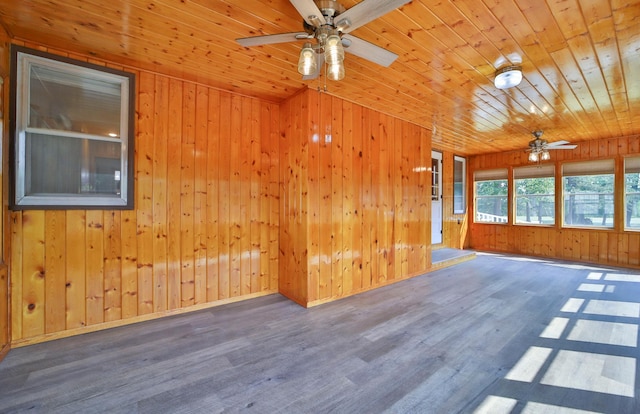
431, 151, 443, 244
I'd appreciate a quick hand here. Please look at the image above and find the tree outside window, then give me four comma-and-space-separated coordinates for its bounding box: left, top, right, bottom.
625, 157, 640, 229
475, 169, 508, 223
562, 160, 614, 228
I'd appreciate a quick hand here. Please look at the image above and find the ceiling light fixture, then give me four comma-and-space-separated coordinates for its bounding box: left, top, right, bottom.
494, 65, 522, 89
325, 31, 345, 81
297, 42, 317, 76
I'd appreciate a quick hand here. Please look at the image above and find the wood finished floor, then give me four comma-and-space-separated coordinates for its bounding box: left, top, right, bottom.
1, 253, 640, 413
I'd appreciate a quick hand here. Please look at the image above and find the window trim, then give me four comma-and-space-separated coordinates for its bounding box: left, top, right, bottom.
624, 156, 640, 232
513, 164, 555, 227
474, 168, 509, 224
9, 45, 135, 210
453, 155, 466, 214
561, 159, 615, 229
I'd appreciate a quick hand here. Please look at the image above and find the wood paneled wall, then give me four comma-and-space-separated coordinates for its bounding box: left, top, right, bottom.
469, 136, 640, 268
9, 42, 280, 346
439, 150, 469, 249
0, 25, 11, 360
280, 89, 432, 307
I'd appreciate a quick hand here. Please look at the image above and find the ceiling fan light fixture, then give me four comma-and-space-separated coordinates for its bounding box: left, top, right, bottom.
298, 43, 317, 76
528, 151, 539, 163
327, 62, 345, 81
494, 65, 522, 89
541, 150, 550, 161
324, 32, 344, 65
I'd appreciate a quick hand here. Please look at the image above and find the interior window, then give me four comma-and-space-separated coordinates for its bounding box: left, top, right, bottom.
453, 156, 466, 214
10, 46, 135, 209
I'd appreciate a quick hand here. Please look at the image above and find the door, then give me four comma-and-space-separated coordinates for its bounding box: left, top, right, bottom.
431, 151, 443, 244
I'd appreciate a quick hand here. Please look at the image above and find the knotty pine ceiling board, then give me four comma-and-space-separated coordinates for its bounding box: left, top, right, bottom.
0, 0, 638, 155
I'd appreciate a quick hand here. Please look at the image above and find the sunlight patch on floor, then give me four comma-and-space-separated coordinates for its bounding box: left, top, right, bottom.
577, 283, 606, 292
473, 395, 518, 414
540, 317, 569, 339
567, 319, 638, 347
604, 273, 640, 283
561, 298, 585, 313
583, 299, 640, 318
541, 350, 636, 397
505, 346, 552, 383
521, 401, 603, 414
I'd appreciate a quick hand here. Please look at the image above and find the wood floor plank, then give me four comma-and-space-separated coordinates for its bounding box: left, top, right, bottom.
1, 253, 640, 413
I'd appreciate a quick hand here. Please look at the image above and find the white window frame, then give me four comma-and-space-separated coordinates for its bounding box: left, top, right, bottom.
453, 155, 466, 214
10, 46, 135, 209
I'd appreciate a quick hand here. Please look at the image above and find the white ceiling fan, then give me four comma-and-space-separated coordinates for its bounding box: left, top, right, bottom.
527, 130, 577, 162
236, 0, 411, 80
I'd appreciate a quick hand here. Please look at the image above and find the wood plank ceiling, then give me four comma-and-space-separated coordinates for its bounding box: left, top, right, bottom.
1, 0, 638, 156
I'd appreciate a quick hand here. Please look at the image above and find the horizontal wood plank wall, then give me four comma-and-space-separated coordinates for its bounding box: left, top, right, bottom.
469, 135, 640, 268
440, 150, 469, 249
9, 42, 280, 346
280, 89, 432, 307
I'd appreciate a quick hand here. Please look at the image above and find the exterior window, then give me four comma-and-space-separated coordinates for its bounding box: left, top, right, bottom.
474, 169, 508, 223
514, 165, 555, 225
625, 157, 640, 230
10, 46, 135, 209
453, 156, 466, 214
562, 160, 614, 228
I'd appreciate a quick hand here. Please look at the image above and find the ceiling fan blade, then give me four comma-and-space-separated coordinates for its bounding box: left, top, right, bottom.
336, 0, 412, 33
548, 144, 577, 150
546, 140, 569, 147
289, 0, 326, 27
342, 34, 398, 67
237, 32, 310, 47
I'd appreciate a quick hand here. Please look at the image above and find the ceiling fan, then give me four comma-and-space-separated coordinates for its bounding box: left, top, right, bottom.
527, 130, 577, 162
236, 0, 411, 81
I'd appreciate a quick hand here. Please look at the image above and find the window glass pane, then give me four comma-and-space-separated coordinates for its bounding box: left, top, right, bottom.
431, 157, 440, 201
563, 174, 614, 227
625, 157, 640, 229
454, 156, 466, 213
475, 179, 508, 223
29, 64, 122, 137
25, 133, 122, 197
515, 177, 555, 225
12, 46, 133, 209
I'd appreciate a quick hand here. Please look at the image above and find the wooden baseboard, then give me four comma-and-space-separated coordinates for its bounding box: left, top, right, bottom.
11, 290, 277, 348
0, 343, 9, 362
305, 269, 428, 308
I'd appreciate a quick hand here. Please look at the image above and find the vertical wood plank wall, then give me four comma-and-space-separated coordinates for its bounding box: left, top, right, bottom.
0, 26, 11, 360
9, 42, 280, 346
280, 89, 433, 307
469, 136, 640, 268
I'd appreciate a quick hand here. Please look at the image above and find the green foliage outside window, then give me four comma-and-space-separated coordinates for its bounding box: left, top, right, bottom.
515, 177, 555, 225
475, 179, 508, 222
625, 171, 640, 229
563, 175, 614, 227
